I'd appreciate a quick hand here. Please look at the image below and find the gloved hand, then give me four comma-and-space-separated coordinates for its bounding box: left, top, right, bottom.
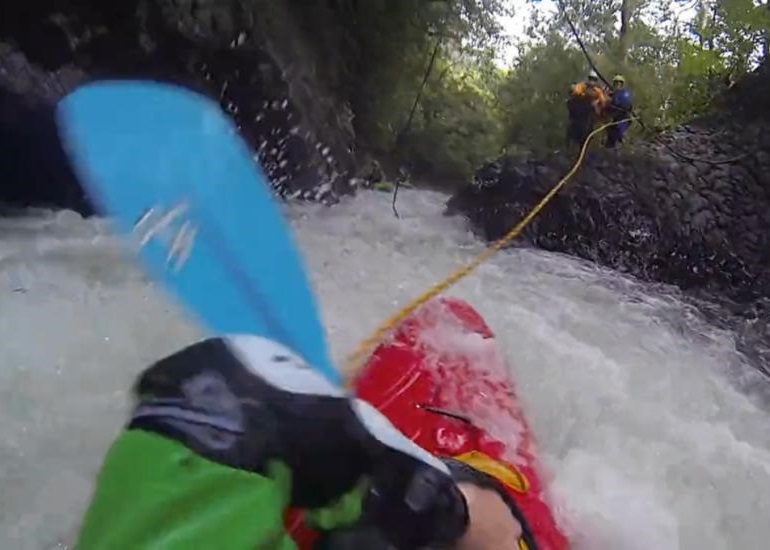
129, 335, 468, 548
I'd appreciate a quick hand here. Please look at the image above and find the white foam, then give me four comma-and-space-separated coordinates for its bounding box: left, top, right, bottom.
2, 188, 770, 549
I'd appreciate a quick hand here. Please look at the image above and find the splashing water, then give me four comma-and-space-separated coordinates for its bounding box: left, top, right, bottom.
411, 299, 531, 466
2, 189, 770, 549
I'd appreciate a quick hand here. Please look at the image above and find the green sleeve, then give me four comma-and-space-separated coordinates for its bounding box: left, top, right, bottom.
76, 429, 297, 550
305, 483, 365, 531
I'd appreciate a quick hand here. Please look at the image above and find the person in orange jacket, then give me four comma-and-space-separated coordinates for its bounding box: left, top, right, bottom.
567, 70, 610, 147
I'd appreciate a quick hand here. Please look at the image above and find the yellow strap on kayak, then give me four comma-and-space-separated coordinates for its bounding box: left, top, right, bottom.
454, 450, 529, 493
344, 117, 634, 381
455, 450, 532, 550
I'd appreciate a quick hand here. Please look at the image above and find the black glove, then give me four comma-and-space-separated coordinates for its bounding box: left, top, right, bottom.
129, 336, 468, 548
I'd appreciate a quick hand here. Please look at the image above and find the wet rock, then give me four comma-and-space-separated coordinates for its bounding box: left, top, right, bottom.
0, 84, 91, 214
447, 61, 770, 305
0, 0, 359, 214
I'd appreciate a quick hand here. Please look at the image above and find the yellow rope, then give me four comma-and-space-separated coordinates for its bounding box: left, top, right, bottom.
344, 117, 633, 382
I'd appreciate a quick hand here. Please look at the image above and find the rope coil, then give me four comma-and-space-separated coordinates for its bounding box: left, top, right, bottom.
344, 117, 634, 381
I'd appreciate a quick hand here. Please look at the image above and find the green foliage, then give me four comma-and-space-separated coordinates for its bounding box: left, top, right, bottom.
286, 0, 769, 186
400, 59, 507, 181
689, 0, 770, 73
664, 39, 726, 123
494, 0, 769, 152
497, 31, 588, 154
314, 0, 512, 185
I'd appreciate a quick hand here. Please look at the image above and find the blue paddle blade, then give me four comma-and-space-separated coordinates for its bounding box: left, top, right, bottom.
56, 80, 341, 386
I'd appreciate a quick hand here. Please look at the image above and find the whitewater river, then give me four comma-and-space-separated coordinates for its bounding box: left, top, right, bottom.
3, 188, 770, 549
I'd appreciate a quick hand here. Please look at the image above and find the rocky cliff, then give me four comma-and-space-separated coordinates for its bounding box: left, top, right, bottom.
446, 61, 770, 307
0, 0, 364, 214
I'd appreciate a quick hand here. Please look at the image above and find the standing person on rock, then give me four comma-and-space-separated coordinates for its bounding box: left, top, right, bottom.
605, 74, 634, 148
566, 70, 610, 150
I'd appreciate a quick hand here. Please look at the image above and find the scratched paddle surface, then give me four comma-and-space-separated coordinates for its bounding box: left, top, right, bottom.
55, 80, 340, 385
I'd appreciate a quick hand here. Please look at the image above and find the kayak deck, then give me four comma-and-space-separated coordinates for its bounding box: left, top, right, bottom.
355, 297, 568, 550
289, 297, 568, 549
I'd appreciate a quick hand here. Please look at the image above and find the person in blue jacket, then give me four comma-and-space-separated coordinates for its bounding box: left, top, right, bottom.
605, 74, 633, 148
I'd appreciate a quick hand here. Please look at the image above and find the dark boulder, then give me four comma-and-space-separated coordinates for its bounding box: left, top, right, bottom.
0, 56, 91, 214
447, 62, 770, 305
0, 0, 360, 214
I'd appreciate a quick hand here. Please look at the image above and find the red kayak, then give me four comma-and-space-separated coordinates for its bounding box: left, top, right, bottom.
288, 297, 569, 549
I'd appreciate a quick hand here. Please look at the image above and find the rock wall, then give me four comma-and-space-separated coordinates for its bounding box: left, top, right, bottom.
0, 0, 363, 214
447, 62, 770, 306
0, 45, 90, 213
